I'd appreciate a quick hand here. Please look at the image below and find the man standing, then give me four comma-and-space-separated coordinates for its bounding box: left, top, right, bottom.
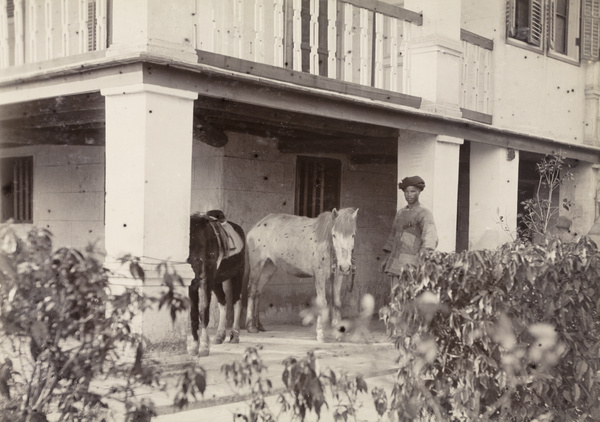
382, 176, 438, 283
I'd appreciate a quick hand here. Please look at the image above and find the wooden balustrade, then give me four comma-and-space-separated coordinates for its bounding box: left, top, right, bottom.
0, 0, 107, 69
194, 0, 421, 94
460, 29, 494, 120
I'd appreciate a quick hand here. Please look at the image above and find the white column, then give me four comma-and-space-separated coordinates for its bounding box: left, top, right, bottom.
403, 0, 462, 117
107, 0, 197, 62
469, 143, 519, 250
560, 161, 598, 238
397, 132, 462, 252
101, 83, 197, 282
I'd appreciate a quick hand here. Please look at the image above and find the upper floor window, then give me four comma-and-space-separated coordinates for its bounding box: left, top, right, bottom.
506, 0, 582, 63
294, 156, 341, 218
1, 156, 33, 223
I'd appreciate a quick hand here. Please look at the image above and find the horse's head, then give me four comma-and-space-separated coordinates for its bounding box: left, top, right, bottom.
331, 208, 358, 276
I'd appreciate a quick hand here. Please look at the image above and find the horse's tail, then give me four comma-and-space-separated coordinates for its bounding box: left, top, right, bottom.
239, 239, 250, 328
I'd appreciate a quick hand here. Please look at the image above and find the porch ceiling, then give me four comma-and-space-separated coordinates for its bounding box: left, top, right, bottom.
0, 92, 399, 163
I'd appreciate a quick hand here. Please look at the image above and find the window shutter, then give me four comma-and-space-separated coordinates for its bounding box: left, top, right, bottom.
547, 0, 555, 51
87, 0, 97, 52
528, 0, 543, 46
582, 0, 600, 61
506, 0, 517, 37
7, 0, 14, 18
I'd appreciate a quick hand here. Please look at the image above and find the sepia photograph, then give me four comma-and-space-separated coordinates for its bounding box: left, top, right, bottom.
0, 0, 599, 420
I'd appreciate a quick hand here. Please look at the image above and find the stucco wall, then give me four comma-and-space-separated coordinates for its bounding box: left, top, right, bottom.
461, 0, 586, 144
194, 132, 398, 325
1, 145, 105, 252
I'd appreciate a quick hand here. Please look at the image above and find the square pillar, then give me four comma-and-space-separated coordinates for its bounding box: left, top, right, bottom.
101, 83, 197, 350
469, 143, 519, 250
560, 161, 598, 238
397, 132, 462, 252
403, 0, 463, 117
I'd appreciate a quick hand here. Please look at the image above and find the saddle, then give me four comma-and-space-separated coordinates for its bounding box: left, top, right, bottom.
206, 210, 237, 259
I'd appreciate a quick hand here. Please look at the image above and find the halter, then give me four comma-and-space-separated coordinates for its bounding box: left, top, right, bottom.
330, 242, 357, 292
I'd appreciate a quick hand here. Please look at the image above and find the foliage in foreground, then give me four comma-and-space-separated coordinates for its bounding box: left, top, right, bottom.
0, 224, 202, 421
222, 346, 370, 422
384, 237, 600, 421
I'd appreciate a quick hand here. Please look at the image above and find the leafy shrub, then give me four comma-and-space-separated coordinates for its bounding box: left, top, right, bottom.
383, 237, 600, 421
519, 152, 573, 240
0, 224, 202, 421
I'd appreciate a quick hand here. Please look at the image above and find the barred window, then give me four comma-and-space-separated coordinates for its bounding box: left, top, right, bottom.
1, 156, 33, 223
294, 156, 341, 218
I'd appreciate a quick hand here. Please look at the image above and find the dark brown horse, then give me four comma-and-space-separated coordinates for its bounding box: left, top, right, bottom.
188, 210, 246, 357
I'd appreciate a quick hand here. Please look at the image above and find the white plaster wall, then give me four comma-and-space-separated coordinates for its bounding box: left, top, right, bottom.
190, 141, 225, 214
0, 145, 105, 252
461, 0, 586, 144
560, 162, 598, 238
469, 143, 519, 249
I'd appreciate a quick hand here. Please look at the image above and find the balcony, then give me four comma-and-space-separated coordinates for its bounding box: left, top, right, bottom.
0, 0, 492, 121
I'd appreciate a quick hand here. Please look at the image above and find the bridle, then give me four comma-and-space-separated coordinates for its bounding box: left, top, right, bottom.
330, 240, 357, 292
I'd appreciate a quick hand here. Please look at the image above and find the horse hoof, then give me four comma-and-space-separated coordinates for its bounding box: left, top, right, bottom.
257, 323, 266, 332
230, 330, 240, 344
214, 330, 226, 344
247, 325, 259, 334
187, 340, 199, 356
198, 347, 209, 357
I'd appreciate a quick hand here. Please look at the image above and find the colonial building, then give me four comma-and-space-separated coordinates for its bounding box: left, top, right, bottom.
1, 0, 599, 349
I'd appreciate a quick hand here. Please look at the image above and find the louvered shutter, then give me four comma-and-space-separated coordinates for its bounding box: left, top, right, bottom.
87, 0, 97, 52
7, 0, 14, 18
582, 0, 600, 60
506, 0, 517, 37
547, 0, 555, 51
528, 0, 543, 46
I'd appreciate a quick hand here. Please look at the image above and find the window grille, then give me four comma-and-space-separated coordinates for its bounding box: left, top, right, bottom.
294, 156, 341, 218
1, 156, 33, 223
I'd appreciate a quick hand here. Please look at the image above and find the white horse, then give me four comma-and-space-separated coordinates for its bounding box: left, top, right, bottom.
245, 208, 358, 341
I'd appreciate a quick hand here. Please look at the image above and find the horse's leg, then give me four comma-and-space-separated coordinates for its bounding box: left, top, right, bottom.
198, 279, 211, 357
331, 273, 344, 329
247, 260, 276, 333
187, 278, 200, 356
213, 281, 227, 345
315, 271, 330, 343
230, 270, 243, 344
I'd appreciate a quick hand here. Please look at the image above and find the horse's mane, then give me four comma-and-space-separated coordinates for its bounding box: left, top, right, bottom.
314, 208, 358, 244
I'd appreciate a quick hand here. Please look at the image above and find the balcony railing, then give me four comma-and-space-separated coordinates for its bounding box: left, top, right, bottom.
194, 0, 422, 95
0, 0, 108, 68
0, 0, 493, 121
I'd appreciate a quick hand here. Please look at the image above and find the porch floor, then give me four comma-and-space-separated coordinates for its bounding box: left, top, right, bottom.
98, 319, 400, 421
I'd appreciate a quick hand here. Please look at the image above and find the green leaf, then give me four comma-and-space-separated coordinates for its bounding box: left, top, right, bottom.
129, 261, 145, 281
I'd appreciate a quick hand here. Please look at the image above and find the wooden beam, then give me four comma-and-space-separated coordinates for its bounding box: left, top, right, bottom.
195, 97, 400, 138
460, 108, 493, 125
0, 92, 105, 122
2, 109, 106, 129
460, 29, 494, 51
349, 154, 396, 164
341, 0, 423, 25
0, 127, 105, 146
193, 117, 229, 147
195, 50, 422, 109
277, 137, 397, 155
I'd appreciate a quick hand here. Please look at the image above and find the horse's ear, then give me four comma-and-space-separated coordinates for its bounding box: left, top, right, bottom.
332, 208, 338, 219
353, 208, 359, 218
